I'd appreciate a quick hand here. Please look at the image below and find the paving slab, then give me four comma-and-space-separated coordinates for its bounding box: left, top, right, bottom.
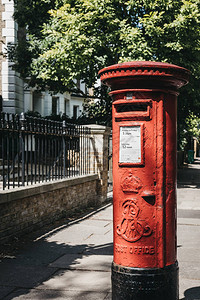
80, 219, 112, 228
178, 214, 200, 299
83, 242, 113, 255
104, 293, 112, 300
178, 225, 200, 248
36, 269, 111, 292
46, 222, 112, 245
82, 232, 113, 245
49, 254, 113, 271
179, 261, 200, 281
0, 286, 15, 300
46, 225, 101, 244
177, 166, 200, 211
3, 289, 110, 300
179, 279, 200, 300
178, 247, 200, 263
178, 217, 200, 226
0, 264, 57, 289
90, 206, 113, 221
11, 240, 80, 266
178, 209, 200, 219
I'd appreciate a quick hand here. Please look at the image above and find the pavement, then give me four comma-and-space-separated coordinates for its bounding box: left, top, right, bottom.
0, 158, 200, 300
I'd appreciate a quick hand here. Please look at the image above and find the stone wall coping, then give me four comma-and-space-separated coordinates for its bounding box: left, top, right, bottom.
84, 124, 111, 136
0, 174, 98, 204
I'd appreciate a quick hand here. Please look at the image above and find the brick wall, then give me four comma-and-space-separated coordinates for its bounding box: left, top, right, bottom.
0, 174, 99, 244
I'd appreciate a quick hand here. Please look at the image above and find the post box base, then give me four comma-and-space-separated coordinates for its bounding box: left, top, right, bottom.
112, 261, 179, 300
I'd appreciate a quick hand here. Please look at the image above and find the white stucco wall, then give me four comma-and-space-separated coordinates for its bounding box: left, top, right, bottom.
69, 96, 84, 118
42, 91, 84, 118
1, 0, 24, 114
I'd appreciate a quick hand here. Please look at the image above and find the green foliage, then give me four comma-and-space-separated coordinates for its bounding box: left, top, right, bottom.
12, 0, 200, 88
178, 112, 200, 150
25, 110, 88, 124
82, 84, 112, 126
83, 99, 112, 126
9, 0, 200, 135
13, 0, 61, 35
25, 110, 41, 118
185, 112, 200, 138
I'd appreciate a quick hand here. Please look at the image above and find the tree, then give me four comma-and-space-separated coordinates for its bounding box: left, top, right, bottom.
181, 112, 200, 150
9, 0, 200, 133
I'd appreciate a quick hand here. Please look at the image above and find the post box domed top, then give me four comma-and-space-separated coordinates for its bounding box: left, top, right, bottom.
98, 61, 190, 91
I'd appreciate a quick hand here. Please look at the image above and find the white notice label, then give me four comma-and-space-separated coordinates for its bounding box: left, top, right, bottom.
119, 126, 141, 163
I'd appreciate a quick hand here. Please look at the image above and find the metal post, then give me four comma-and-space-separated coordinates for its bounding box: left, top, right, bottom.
20, 112, 25, 187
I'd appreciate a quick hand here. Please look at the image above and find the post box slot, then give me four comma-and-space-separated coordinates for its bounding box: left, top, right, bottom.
142, 195, 155, 206
113, 99, 151, 121
116, 103, 148, 113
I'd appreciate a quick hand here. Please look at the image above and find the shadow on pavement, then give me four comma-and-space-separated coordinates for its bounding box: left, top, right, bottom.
177, 183, 200, 189
177, 158, 200, 189
0, 203, 113, 299
180, 286, 200, 300
0, 240, 113, 300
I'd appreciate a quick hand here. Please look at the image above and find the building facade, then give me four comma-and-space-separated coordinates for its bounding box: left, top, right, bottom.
0, 0, 85, 118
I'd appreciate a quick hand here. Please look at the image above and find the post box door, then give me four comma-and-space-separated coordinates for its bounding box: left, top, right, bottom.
112, 93, 166, 269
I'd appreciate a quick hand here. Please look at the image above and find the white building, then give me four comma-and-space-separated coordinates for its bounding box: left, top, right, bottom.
0, 0, 85, 118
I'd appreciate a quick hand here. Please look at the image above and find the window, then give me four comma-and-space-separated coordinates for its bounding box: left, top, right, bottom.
85, 84, 88, 95
76, 80, 80, 90
0, 96, 2, 111
33, 91, 42, 113
52, 97, 59, 115
73, 105, 79, 119
64, 99, 70, 116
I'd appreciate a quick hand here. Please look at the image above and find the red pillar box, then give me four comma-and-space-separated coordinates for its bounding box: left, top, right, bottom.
99, 62, 190, 300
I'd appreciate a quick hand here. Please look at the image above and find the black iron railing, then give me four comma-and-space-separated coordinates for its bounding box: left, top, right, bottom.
0, 112, 91, 190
